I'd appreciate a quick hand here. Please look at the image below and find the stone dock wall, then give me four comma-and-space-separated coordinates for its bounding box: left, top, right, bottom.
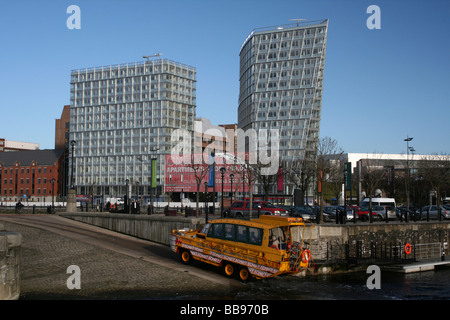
0, 223, 22, 300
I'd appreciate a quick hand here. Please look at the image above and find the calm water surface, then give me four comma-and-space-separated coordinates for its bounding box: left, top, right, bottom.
233, 267, 450, 300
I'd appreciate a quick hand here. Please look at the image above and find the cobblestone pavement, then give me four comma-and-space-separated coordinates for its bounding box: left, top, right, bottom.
2, 221, 238, 300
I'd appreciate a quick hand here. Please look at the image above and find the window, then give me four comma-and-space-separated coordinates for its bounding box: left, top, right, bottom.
248, 227, 263, 246
224, 224, 235, 241
208, 223, 224, 239
236, 225, 248, 243
231, 202, 243, 208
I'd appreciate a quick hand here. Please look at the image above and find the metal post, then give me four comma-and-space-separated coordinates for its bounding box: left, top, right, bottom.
220, 167, 226, 217
385, 207, 388, 223
204, 182, 208, 223
70, 140, 76, 190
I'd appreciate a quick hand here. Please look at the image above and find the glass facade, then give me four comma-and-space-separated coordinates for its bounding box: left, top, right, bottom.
238, 20, 328, 162
69, 59, 196, 198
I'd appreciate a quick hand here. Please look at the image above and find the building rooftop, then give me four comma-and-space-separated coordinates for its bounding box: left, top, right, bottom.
0, 149, 65, 167
71, 58, 196, 74
240, 19, 328, 53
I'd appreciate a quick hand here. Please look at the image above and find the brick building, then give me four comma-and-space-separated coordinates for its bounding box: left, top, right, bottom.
0, 149, 65, 203
55, 105, 70, 149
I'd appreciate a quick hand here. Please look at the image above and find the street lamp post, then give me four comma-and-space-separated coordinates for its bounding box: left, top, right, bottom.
404, 136, 413, 221
149, 147, 159, 215
204, 181, 209, 223
230, 173, 234, 205
125, 178, 129, 214
220, 167, 226, 217
70, 140, 76, 190
51, 178, 55, 213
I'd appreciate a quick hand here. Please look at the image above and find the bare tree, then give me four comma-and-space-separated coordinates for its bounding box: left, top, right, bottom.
315, 137, 344, 223
359, 158, 388, 222
187, 154, 210, 217
283, 156, 316, 206
417, 154, 450, 220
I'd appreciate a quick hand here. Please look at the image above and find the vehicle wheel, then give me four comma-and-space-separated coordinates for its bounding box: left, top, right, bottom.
223, 262, 235, 278
360, 215, 368, 222
238, 267, 252, 282
236, 213, 243, 218
180, 250, 193, 265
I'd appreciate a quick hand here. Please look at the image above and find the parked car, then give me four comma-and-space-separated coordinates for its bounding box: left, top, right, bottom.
419, 205, 450, 220
369, 205, 397, 221
348, 206, 378, 221
289, 207, 312, 220
228, 201, 288, 218
396, 206, 420, 220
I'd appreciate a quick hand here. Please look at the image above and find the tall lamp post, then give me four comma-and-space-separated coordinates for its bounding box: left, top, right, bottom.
51, 178, 55, 213
230, 173, 234, 205
70, 140, 76, 190
204, 181, 209, 223
220, 167, 226, 217
404, 136, 413, 221
149, 147, 159, 215
125, 178, 130, 214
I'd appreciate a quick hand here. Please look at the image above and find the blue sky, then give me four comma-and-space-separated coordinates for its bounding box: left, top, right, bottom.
0, 0, 449, 155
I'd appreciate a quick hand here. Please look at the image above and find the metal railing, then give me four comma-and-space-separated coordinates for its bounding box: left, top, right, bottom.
314, 241, 445, 264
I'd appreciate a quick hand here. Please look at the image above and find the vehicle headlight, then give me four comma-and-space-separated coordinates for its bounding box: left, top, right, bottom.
274, 210, 280, 214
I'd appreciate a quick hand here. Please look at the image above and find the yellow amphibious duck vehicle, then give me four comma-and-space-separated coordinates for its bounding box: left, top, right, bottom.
170, 215, 314, 281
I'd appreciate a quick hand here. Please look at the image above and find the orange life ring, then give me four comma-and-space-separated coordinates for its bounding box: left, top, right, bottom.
405, 243, 412, 255
301, 249, 311, 263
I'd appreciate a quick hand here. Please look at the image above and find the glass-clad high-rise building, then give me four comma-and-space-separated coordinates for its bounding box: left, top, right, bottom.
69, 59, 196, 200
238, 20, 328, 162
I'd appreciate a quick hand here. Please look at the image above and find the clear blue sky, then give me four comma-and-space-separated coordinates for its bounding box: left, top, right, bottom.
0, 0, 449, 155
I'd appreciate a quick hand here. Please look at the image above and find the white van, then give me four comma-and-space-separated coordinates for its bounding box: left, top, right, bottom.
360, 198, 397, 220
360, 197, 396, 208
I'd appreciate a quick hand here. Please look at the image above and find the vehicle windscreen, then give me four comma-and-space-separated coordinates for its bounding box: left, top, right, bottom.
269, 227, 287, 250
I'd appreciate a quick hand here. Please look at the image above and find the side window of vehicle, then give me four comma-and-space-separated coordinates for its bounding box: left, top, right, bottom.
232, 202, 242, 208
224, 224, 235, 241
248, 227, 263, 246
200, 223, 211, 235
245, 202, 251, 208
208, 223, 224, 239
236, 225, 248, 243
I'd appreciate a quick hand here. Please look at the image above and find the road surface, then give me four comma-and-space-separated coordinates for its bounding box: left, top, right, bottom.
0, 214, 242, 299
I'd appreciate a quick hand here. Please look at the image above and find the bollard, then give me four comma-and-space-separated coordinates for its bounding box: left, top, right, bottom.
335, 208, 339, 224
353, 208, 356, 224
32, 205, 36, 214
385, 207, 388, 223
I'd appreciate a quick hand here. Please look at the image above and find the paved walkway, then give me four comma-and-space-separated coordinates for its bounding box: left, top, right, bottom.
1, 219, 238, 300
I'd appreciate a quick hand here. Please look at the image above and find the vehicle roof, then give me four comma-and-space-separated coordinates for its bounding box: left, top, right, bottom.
362, 198, 395, 201
208, 215, 305, 228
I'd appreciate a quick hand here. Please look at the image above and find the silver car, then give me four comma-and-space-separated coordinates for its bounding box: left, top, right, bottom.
420, 205, 450, 220
370, 205, 396, 220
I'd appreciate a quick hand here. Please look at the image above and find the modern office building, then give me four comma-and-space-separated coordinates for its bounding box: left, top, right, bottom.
69, 58, 196, 203
238, 20, 328, 164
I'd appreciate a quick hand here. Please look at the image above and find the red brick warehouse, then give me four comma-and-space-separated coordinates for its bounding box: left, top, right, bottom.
0, 149, 65, 203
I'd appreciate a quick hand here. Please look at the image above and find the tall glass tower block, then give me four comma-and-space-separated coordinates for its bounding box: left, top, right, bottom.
69, 59, 196, 199
238, 20, 328, 162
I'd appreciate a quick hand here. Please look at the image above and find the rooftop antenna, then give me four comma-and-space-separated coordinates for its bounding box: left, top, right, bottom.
143, 53, 163, 61
289, 19, 308, 26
